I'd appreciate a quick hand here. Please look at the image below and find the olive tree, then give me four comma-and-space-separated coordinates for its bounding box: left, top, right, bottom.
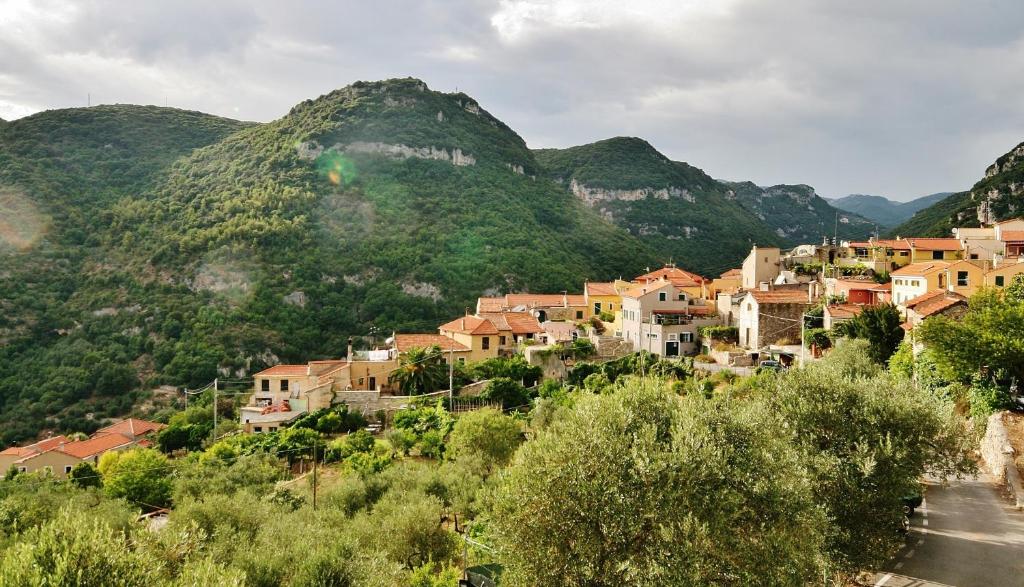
446, 408, 523, 475
492, 380, 827, 586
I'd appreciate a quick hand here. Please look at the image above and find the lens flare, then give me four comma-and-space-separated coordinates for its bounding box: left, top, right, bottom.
0, 187, 47, 251
315, 151, 358, 186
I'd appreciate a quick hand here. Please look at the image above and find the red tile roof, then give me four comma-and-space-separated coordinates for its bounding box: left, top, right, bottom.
622, 281, 673, 299
0, 435, 69, 457
633, 265, 708, 285
393, 334, 469, 352
96, 418, 166, 438
477, 297, 505, 312
848, 239, 912, 250
904, 238, 962, 251
504, 293, 586, 308
480, 312, 543, 335
255, 364, 310, 377
440, 315, 500, 335
891, 261, 950, 276
1000, 230, 1024, 242
60, 433, 134, 459
585, 282, 618, 296
719, 268, 742, 278
904, 290, 967, 317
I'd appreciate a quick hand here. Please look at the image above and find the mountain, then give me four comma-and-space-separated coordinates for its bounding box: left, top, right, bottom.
0, 79, 657, 442
891, 141, 1024, 236
534, 137, 874, 272
533, 137, 780, 274
725, 182, 875, 244
828, 192, 952, 227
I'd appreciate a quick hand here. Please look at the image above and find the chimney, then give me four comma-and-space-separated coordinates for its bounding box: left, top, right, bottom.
461, 318, 465, 330
347, 337, 353, 360
758, 282, 769, 292
808, 282, 815, 303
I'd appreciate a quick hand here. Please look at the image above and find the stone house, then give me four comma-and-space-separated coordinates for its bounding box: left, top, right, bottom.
737, 287, 818, 350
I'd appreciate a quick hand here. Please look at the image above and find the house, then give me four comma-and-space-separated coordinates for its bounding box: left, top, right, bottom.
944, 259, 991, 298
478, 311, 544, 353
953, 226, 1002, 261
95, 418, 166, 443
240, 398, 308, 434
632, 264, 710, 301
712, 268, 742, 296
0, 436, 79, 478
891, 262, 950, 307
741, 246, 781, 290
476, 293, 589, 322
60, 432, 137, 465
584, 281, 630, 334
620, 280, 718, 357
393, 333, 470, 363
439, 316, 501, 362
538, 321, 580, 345
823, 304, 864, 329
984, 260, 1024, 290
902, 290, 968, 332
737, 286, 818, 350
905, 238, 963, 263
839, 239, 912, 273
826, 278, 890, 305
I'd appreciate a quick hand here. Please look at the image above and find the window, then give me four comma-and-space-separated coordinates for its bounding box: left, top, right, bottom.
996, 275, 1005, 287
594, 302, 602, 314
358, 377, 364, 385
261, 379, 270, 392
280, 379, 289, 392
677, 293, 685, 301
64, 465, 73, 474
17, 466, 26, 473
609, 303, 614, 311
482, 337, 490, 350
957, 271, 968, 286
746, 303, 752, 311
576, 310, 584, 319
457, 357, 466, 364
681, 332, 694, 343
269, 427, 277, 432
900, 251, 909, 257
526, 333, 534, 340
659, 292, 667, 301
499, 335, 507, 346
254, 426, 263, 433
932, 250, 943, 260
971, 254, 979, 260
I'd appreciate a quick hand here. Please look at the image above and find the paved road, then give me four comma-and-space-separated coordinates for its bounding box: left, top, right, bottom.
870, 475, 1024, 587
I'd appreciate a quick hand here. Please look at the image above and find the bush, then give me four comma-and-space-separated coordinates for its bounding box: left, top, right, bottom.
385, 428, 416, 456
447, 408, 523, 475
68, 462, 102, 489
480, 377, 531, 409
698, 325, 738, 343
99, 448, 173, 509
969, 376, 1012, 421
417, 430, 445, 459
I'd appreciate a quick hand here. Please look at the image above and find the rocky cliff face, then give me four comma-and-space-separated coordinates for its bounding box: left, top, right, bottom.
726, 181, 875, 244
569, 178, 694, 206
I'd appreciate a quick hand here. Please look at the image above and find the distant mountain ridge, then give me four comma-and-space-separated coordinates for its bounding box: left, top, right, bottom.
828, 192, 952, 228
891, 141, 1024, 236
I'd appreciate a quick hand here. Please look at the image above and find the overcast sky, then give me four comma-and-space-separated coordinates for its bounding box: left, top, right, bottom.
2, 0, 1023, 201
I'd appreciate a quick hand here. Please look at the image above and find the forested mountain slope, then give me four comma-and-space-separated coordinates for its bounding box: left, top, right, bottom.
829, 192, 952, 227
891, 141, 1024, 236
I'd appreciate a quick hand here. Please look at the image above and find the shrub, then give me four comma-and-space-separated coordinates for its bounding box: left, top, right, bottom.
385, 428, 416, 456
969, 376, 1012, 421
480, 377, 531, 409
417, 430, 445, 459
447, 408, 523, 475
99, 448, 173, 509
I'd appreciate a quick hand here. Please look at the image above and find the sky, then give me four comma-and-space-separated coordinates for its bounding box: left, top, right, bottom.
2, 0, 1023, 201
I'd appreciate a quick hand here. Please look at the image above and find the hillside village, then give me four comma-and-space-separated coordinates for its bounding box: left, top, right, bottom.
237, 218, 1024, 433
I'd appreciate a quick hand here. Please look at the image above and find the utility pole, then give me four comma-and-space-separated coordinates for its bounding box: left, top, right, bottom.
212, 378, 219, 443
448, 342, 455, 409
800, 313, 806, 368
184, 387, 188, 411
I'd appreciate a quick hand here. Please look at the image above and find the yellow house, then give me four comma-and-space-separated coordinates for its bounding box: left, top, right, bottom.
477, 312, 544, 354
632, 264, 711, 302
0, 436, 80, 478
841, 239, 913, 272
905, 238, 963, 263
985, 261, 1024, 290
439, 316, 500, 362
891, 261, 949, 307
711, 268, 742, 297
945, 259, 991, 298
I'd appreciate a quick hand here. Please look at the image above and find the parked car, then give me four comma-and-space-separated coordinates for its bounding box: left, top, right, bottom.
756, 360, 783, 374
902, 488, 923, 516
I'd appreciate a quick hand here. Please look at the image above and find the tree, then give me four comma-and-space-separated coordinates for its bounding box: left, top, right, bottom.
446, 408, 523, 475
480, 377, 531, 409
917, 289, 1024, 382
493, 381, 827, 586
389, 345, 447, 395
99, 448, 173, 509
843, 303, 904, 363
765, 348, 974, 572
68, 461, 103, 489
1006, 272, 1024, 302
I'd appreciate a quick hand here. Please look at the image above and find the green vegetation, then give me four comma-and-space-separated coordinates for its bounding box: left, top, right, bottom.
727, 181, 875, 246
831, 303, 904, 363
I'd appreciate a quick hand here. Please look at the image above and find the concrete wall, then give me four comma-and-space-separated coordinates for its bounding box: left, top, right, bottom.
981, 411, 1024, 509
333, 390, 448, 415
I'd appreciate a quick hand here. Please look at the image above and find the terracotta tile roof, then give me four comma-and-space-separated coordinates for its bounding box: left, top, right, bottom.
0, 435, 69, 457
905, 238, 962, 251
747, 290, 814, 304
480, 312, 543, 335
905, 290, 967, 317
848, 239, 912, 250
541, 321, 577, 342
868, 282, 892, 291
96, 419, 166, 438
585, 282, 618, 296
308, 360, 349, 376
60, 433, 134, 459
477, 297, 506, 312
255, 364, 310, 377
719, 268, 742, 278
633, 265, 708, 285
891, 261, 950, 276
393, 333, 469, 352
996, 217, 1024, 225
1000, 230, 1024, 242
825, 304, 864, 319
503, 293, 587, 308
440, 315, 500, 335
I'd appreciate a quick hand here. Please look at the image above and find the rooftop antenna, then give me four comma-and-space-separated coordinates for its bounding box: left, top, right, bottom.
87, 93, 90, 107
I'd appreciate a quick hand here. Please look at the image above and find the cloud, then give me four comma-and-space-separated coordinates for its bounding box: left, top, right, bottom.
1, 0, 1023, 200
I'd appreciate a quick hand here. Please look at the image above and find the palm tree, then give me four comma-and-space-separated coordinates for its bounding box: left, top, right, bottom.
389, 345, 447, 395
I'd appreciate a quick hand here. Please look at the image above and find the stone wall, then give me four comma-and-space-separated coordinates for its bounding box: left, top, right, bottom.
981, 411, 1024, 509
333, 390, 448, 415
